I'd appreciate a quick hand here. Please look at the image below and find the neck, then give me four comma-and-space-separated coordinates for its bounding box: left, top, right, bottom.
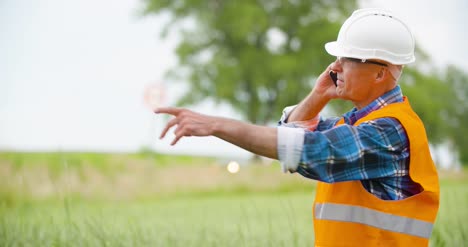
354, 82, 397, 110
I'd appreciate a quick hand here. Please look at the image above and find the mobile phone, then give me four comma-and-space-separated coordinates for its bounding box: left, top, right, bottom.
329, 71, 338, 87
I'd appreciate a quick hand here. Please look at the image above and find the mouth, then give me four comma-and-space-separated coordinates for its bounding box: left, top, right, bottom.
336, 78, 344, 87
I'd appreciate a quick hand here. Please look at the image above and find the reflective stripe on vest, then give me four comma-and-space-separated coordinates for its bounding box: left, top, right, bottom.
315, 203, 433, 239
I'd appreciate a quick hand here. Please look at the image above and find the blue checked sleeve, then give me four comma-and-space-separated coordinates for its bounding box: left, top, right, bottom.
296, 118, 409, 183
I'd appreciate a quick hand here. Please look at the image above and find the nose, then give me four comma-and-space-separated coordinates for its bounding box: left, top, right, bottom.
330, 58, 343, 72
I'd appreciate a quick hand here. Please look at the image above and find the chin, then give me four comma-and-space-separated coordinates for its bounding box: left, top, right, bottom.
336, 88, 347, 98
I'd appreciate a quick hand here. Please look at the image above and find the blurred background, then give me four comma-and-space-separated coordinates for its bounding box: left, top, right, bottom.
1, 0, 467, 246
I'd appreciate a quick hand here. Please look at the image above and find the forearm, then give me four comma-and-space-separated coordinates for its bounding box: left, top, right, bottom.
287, 90, 330, 122
213, 117, 278, 159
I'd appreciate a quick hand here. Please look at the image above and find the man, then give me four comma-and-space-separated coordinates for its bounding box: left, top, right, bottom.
156, 8, 439, 246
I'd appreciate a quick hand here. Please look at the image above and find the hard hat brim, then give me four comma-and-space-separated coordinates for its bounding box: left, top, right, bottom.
324, 41, 415, 65
325, 41, 345, 58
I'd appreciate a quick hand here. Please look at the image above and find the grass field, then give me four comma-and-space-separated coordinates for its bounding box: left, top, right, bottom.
0, 152, 467, 246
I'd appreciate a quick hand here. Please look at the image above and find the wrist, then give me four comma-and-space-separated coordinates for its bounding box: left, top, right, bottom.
311, 88, 332, 103
212, 116, 238, 138
211, 116, 224, 137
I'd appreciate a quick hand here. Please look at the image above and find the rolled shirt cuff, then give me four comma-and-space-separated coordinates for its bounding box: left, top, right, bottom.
278, 105, 297, 125
278, 105, 320, 131
277, 126, 305, 173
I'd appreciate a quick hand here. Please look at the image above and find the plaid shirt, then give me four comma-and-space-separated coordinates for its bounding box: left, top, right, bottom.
277, 86, 422, 200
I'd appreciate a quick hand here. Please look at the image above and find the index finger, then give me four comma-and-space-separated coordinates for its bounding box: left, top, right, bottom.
154, 107, 182, 115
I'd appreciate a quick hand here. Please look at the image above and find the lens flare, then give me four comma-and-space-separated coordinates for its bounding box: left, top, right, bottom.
144, 82, 166, 110
227, 161, 240, 174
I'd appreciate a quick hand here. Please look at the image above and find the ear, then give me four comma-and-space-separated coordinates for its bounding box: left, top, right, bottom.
375, 67, 387, 82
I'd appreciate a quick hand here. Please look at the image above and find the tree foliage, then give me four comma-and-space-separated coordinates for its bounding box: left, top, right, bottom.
144, 0, 468, 165
391, 63, 467, 165
144, 0, 357, 124
441, 66, 468, 164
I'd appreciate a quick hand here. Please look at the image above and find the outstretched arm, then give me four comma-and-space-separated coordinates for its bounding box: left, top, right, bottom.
156, 108, 278, 159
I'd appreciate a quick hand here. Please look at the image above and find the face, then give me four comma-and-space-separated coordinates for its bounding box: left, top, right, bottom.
330, 57, 386, 108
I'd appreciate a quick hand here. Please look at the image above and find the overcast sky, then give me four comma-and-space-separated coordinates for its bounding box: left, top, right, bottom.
1, 0, 467, 158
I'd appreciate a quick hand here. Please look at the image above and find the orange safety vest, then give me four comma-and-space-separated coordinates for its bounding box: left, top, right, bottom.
313, 97, 439, 246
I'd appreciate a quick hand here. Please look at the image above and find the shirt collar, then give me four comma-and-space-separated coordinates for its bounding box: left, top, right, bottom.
343, 85, 404, 125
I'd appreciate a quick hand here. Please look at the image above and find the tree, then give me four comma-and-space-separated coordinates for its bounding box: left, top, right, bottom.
397, 64, 468, 166
144, 1, 468, 166
443, 66, 468, 164
144, 0, 357, 124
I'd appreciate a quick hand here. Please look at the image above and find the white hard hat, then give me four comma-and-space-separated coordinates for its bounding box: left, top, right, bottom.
325, 8, 415, 65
